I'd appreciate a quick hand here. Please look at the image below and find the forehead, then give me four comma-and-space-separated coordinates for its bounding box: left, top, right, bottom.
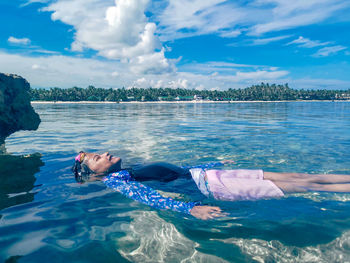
84, 152, 98, 161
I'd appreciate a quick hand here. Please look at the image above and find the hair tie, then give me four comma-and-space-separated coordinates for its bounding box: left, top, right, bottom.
75, 152, 86, 163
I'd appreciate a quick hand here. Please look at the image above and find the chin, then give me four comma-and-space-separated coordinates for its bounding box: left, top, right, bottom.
108, 161, 122, 173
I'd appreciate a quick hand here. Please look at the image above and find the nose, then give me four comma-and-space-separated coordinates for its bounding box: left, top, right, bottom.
103, 152, 109, 157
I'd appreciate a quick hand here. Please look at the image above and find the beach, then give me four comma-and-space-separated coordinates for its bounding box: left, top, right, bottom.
31, 100, 349, 104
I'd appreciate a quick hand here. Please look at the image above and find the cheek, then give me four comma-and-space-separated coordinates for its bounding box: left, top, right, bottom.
89, 160, 108, 173
98, 160, 113, 171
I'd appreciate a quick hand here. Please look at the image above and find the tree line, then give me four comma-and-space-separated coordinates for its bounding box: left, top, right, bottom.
30, 83, 350, 102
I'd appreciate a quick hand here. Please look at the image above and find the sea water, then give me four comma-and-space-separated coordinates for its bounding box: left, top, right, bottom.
1, 101, 350, 262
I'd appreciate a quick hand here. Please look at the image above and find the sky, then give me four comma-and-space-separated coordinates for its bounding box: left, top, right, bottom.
0, 0, 350, 90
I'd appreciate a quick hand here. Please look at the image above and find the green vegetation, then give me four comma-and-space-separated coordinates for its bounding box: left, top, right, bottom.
30, 83, 350, 102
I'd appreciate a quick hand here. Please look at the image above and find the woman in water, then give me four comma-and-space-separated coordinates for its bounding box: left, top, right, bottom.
72, 151, 350, 220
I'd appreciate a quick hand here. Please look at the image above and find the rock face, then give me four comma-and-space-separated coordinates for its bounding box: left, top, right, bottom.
0, 73, 41, 147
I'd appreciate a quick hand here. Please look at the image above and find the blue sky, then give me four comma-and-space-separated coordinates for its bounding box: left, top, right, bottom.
0, 0, 350, 90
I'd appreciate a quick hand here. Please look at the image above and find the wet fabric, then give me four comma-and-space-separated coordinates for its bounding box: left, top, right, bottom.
190, 168, 284, 201
129, 162, 190, 182
103, 162, 223, 214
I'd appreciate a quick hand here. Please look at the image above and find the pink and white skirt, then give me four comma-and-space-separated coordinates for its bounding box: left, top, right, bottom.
190, 168, 284, 201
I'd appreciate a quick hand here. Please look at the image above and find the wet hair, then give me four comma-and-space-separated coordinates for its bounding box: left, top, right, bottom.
72, 151, 95, 183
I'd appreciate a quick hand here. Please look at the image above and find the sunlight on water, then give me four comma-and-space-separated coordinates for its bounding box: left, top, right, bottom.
214, 230, 350, 263
117, 211, 229, 263
1, 102, 350, 262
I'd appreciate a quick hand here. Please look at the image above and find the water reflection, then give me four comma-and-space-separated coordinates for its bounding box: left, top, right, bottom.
0, 153, 44, 211
2, 102, 350, 262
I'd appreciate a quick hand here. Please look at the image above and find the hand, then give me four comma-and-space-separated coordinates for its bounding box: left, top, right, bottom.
220, 160, 235, 165
190, 205, 227, 220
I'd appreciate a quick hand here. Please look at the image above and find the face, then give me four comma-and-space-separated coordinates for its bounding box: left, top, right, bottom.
84, 152, 122, 174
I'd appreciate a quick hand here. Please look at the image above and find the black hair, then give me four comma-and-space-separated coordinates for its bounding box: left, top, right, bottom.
72, 151, 94, 183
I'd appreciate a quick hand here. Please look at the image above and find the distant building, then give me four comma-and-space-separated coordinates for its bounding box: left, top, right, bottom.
335, 93, 350, 100
194, 95, 203, 100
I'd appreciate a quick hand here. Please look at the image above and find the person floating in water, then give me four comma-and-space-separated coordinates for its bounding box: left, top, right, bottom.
72, 151, 350, 220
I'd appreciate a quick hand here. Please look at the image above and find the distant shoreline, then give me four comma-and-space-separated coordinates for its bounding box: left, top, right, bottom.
31, 100, 350, 104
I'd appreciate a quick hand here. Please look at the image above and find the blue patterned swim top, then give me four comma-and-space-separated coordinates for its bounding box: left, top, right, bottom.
103, 162, 223, 215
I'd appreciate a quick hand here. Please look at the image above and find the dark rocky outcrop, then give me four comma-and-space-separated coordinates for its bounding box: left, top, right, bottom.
0, 73, 41, 150
0, 153, 43, 210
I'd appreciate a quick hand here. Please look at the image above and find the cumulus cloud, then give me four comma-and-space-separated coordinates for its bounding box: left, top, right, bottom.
31, 64, 45, 70
313, 45, 347, 57
8, 36, 31, 45
3, 49, 350, 91
5, 1, 350, 92
43, 0, 174, 73
0, 51, 128, 88
129, 49, 176, 74
0, 50, 292, 90
129, 61, 290, 90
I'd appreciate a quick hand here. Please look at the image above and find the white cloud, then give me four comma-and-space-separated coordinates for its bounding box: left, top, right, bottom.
129, 49, 176, 74
0, 50, 293, 91
4, 50, 350, 91
167, 78, 189, 89
7, 36, 60, 55
234, 70, 288, 80
219, 30, 241, 38
286, 36, 347, 58
111, 71, 119, 77
0, 51, 128, 88
250, 0, 350, 35
156, 0, 350, 41
8, 36, 31, 45
287, 36, 330, 48
313, 45, 347, 57
42, 0, 173, 74
135, 77, 147, 86
251, 35, 292, 45
181, 61, 276, 75
20, 0, 50, 7
31, 64, 45, 70
157, 0, 245, 40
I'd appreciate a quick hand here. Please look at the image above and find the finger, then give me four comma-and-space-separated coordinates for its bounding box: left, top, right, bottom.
211, 212, 224, 217
211, 211, 229, 217
210, 207, 222, 212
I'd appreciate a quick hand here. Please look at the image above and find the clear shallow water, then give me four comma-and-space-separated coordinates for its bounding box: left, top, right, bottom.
1, 101, 350, 262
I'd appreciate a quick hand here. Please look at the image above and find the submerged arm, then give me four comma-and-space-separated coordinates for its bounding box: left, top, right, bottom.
103, 175, 196, 214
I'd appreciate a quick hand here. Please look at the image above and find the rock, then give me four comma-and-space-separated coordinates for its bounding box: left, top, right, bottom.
0, 73, 41, 148
0, 153, 44, 210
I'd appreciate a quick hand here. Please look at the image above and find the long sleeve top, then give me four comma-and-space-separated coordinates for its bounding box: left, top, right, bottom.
102, 162, 223, 214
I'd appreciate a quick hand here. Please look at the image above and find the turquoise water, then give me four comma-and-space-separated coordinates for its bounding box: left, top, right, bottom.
1, 101, 350, 262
